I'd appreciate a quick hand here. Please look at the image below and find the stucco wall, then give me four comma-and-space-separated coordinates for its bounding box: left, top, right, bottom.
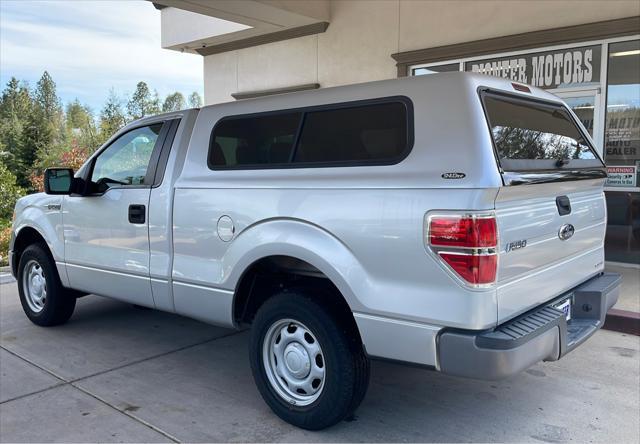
202, 0, 640, 104
399, 0, 640, 51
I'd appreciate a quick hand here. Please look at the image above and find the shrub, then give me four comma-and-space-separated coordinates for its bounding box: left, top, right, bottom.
30, 141, 89, 192
0, 161, 25, 220
0, 221, 11, 266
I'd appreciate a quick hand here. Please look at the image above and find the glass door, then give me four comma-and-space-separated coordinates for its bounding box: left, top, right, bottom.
555, 88, 603, 156
602, 39, 640, 264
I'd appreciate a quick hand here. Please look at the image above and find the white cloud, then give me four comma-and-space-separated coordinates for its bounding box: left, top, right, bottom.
0, 0, 203, 110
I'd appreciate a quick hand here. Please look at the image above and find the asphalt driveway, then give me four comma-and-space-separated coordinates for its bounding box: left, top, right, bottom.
1, 280, 639, 443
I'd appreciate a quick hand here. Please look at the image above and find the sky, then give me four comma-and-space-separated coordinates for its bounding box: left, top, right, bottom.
0, 0, 203, 112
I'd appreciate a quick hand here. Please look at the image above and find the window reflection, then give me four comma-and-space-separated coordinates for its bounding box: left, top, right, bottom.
604, 40, 640, 264
91, 124, 162, 188
605, 40, 640, 181
484, 94, 597, 167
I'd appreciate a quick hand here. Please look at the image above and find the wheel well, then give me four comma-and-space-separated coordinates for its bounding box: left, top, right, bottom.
12, 227, 48, 276
234, 255, 363, 344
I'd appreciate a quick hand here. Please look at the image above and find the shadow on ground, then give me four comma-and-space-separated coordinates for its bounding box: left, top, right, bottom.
1, 284, 639, 443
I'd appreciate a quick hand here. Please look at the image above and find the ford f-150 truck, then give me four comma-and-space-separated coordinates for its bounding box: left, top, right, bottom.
10, 72, 621, 430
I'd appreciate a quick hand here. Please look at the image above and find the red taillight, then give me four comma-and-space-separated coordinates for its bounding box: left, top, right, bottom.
438, 253, 497, 285
429, 216, 496, 248
427, 214, 498, 286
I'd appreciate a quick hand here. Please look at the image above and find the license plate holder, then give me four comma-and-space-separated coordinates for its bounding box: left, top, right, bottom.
554, 297, 572, 321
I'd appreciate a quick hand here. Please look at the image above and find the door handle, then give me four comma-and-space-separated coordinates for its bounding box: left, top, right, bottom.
556, 196, 571, 216
128, 204, 146, 224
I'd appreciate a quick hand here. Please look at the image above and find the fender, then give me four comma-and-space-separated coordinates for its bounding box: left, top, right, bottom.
222, 218, 371, 314
12, 194, 68, 286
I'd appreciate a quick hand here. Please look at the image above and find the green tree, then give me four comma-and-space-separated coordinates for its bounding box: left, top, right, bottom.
188, 91, 203, 108
0, 78, 32, 119
127, 81, 160, 120
22, 109, 51, 177
66, 99, 100, 151
26, 72, 66, 180
99, 89, 127, 143
0, 78, 33, 185
66, 99, 89, 129
34, 71, 62, 122
162, 92, 185, 112
150, 90, 161, 115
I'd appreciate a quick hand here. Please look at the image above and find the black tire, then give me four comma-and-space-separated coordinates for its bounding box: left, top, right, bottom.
17, 243, 76, 326
249, 291, 370, 430
346, 346, 370, 419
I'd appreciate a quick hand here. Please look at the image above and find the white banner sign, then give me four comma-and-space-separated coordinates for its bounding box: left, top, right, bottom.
467, 45, 601, 89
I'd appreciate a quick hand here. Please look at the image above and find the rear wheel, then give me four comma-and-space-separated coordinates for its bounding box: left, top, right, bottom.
17, 244, 76, 326
249, 291, 370, 430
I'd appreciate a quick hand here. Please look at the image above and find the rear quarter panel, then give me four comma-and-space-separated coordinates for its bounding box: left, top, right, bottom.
172, 187, 499, 328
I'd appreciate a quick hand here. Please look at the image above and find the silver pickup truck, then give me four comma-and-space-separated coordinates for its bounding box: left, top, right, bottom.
10, 72, 621, 430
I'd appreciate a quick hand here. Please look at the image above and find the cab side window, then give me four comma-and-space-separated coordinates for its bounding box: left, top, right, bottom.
91, 124, 163, 190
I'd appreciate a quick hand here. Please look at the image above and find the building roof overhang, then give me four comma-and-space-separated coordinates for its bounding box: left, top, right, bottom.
151, 0, 330, 55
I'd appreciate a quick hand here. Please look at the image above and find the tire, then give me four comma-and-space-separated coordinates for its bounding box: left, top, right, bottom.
249, 291, 370, 430
346, 346, 370, 419
17, 243, 76, 326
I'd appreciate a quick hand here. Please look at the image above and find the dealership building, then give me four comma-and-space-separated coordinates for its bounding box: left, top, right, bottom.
154, 0, 639, 266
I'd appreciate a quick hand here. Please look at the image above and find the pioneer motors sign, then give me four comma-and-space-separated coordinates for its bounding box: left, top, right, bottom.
467, 45, 601, 89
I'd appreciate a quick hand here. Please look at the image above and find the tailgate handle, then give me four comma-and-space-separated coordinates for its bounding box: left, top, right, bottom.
556, 196, 571, 216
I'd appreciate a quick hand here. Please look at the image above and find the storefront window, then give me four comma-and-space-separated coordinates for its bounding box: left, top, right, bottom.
409, 39, 639, 264
604, 39, 640, 264
463, 45, 601, 90
412, 63, 459, 76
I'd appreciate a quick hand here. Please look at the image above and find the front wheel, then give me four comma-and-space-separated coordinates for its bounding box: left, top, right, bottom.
249, 291, 370, 430
17, 243, 76, 326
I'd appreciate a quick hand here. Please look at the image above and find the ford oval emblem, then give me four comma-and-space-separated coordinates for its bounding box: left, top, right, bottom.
558, 224, 575, 241
442, 172, 466, 179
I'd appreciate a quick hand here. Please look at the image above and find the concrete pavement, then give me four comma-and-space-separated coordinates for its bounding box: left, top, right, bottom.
605, 264, 640, 313
0, 272, 14, 285
1, 281, 639, 443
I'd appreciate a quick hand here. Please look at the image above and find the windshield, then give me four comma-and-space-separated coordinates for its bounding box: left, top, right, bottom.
482, 92, 603, 171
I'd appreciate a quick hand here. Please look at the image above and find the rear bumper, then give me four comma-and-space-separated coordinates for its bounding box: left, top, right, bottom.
438, 272, 621, 380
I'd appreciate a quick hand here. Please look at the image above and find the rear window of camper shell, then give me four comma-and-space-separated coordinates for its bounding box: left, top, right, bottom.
480, 90, 604, 172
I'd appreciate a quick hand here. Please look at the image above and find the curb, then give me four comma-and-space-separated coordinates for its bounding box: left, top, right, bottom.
603, 309, 640, 336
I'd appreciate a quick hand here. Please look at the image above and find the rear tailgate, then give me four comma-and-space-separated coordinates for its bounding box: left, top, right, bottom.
480, 89, 608, 323
495, 180, 606, 321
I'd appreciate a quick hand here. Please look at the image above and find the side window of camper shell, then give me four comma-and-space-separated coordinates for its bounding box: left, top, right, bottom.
208, 98, 413, 169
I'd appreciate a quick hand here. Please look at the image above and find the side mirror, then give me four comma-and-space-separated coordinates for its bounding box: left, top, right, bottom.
44, 168, 74, 195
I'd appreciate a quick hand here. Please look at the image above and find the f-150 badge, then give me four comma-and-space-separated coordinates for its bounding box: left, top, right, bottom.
505, 239, 527, 252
